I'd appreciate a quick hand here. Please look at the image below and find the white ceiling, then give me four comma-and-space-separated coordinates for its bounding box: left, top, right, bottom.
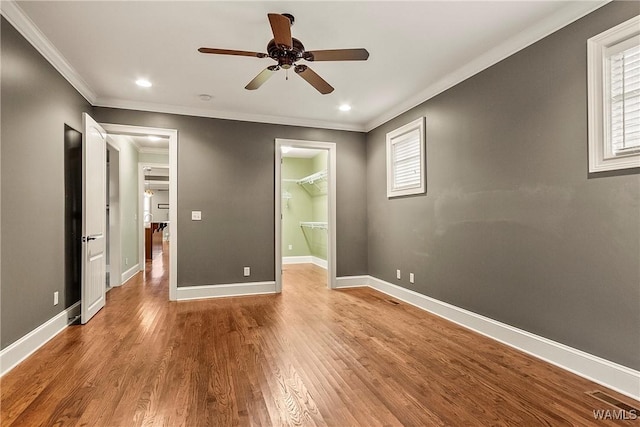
7, 1, 606, 132
129, 135, 170, 151
283, 147, 324, 158
108, 133, 169, 151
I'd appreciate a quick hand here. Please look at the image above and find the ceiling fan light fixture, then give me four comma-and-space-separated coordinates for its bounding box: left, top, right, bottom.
136, 78, 152, 88
198, 13, 369, 95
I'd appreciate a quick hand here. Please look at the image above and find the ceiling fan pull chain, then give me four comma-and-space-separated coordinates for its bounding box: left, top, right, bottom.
286, 68, 289, 81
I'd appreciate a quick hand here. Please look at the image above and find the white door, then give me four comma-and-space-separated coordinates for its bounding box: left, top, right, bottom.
81, 113, 107, 323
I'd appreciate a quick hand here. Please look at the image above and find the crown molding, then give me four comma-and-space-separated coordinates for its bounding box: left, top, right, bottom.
94, 97, 367, 133
2, 0, 611, 134
364, 0, 611, 132
0, 0, 97, 104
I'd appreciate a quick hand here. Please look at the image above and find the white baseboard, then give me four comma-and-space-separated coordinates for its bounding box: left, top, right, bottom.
337, 275, 640, 400
311, 256, 327, 269
283, 256, 313, 264
283, 256, 327, 269
335, 275, 370, 289
176, 281, 276, 301
121, 263, 140, 285
0, 301, 81, 377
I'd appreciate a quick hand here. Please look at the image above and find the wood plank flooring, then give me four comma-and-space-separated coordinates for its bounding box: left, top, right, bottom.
1, 247, 638, 426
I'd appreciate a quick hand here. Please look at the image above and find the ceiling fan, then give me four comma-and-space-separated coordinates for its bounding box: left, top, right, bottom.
198, 13, 369, 95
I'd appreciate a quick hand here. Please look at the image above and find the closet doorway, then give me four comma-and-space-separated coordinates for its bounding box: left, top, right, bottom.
275, 139, 337, 293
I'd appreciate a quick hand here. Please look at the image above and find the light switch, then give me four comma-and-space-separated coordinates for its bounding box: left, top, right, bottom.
191, 211, 202, 221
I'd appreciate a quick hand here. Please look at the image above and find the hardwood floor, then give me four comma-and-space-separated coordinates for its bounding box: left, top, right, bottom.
1, 248, 637, 426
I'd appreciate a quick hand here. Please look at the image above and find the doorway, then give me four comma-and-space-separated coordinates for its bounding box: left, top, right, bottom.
64, 125, 83, 306
275, 139, 337, 293
141, 163, 170, 269
101, 123, 178, 301
105, 141, 121, 289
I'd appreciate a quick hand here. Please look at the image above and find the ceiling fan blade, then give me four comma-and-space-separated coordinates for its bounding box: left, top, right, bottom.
304, 48, 369, 62
294, 65, 334, 95
268, 13, 292, 49
198, 47, 268, 58
245, 66, 279, 90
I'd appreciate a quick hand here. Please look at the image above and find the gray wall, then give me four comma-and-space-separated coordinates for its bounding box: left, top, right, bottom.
1, 17, 93, 349
93, 108, 368, 286
366, 2, 640, 370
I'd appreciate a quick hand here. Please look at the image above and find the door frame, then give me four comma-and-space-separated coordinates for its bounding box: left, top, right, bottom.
275, 138, 337, 292
101, 123, 178, 301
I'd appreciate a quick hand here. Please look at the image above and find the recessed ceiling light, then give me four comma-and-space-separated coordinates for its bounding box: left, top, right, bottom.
199, 94, 213, 101
148, 135, 160, 142
339, 104, 351, 112
136, 78, 152, 87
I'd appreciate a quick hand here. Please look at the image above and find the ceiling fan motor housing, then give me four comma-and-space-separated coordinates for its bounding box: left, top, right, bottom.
267, 38, 305, 69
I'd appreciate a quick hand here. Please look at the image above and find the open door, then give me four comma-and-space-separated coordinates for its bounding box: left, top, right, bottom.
81, 113, 107, 323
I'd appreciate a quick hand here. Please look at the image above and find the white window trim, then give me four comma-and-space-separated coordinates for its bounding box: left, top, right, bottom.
587, 15, 640, 173
386, 117, 426, 198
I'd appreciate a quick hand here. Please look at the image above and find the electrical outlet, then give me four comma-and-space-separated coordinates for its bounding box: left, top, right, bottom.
410, 273, 415, 284
125, 257, 129, 266
191, 211, 202, 221
243, 267, 250, 277
288, 244, 293, 250
54, 291, 59, 306
396, 269, 401, 280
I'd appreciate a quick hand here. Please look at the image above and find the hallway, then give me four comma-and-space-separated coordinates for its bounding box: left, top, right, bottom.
1, 254, 636, 426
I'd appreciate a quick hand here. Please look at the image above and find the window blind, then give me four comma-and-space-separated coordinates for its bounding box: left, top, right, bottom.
610, 43, 640, 153
392, 129, 421, 189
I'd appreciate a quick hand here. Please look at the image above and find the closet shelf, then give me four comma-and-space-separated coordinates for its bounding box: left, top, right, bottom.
297, 170, 327, 185
300, 221, 328, 230
297, 170, 327, 196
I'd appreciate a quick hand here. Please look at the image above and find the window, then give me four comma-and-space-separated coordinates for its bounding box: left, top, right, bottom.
386, 117, 425, 198
588, 16, 640, 173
